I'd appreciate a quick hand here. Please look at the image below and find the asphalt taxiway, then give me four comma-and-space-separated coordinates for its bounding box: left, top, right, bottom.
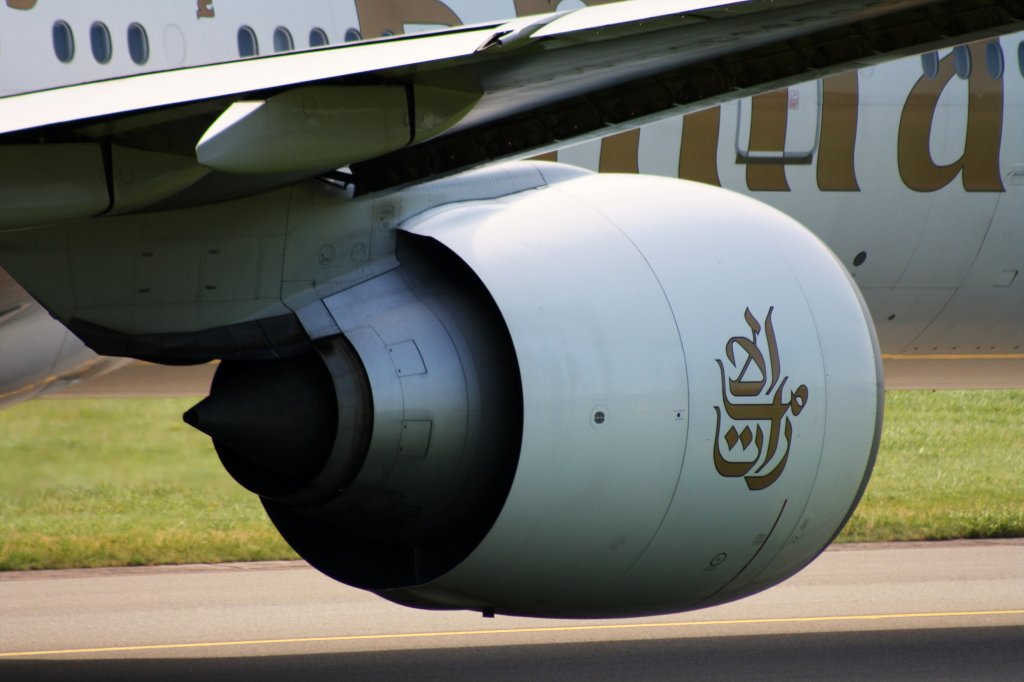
25, 360, 1024, 679
1, 540, 1021, 680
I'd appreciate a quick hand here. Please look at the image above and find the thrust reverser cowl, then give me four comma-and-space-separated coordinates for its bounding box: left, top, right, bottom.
187, 236, 525, 589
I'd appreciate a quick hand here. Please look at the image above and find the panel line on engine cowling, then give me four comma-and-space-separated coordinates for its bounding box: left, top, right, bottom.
699, 498, 789, 606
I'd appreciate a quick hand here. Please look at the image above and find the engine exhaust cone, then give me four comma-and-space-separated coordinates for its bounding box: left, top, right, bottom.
184, 353, 339, 497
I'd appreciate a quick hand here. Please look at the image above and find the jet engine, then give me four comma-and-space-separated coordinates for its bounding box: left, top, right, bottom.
186, 172, 882, 618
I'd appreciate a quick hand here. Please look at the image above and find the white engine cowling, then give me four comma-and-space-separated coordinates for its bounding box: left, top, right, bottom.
189, 170, 882, 618
383, 173, 882, 617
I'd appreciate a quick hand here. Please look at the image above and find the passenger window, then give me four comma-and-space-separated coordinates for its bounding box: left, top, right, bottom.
52, 20, 75, 63
344, 28, 362, 42
273, 27, 293, 53
986, 42, 1004, 80
90, 22, 112, 64
953, 45, 971, 80
127, 23, 149, 65
309, 27, 329, 48
921, 52, 939, 79
238, 26, 259, 57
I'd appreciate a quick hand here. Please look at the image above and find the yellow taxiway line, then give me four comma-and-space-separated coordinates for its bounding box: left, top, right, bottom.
3, 609, 1022, 658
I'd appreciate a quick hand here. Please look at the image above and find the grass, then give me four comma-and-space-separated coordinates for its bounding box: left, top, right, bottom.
839, 390, 1024, 542
0, 399, 296, 570
0, 391, 1022, 571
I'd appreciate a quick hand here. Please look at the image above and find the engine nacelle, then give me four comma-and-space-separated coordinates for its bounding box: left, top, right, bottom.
187, 171, 882, 618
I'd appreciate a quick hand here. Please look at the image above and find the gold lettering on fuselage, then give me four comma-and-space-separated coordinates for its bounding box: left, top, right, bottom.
898, 42, 1004, 193
354, 0, 462, 38
746, 90, 790, 192
6, 0, 37, 9
817, 72, 860, 191
713, 307, 808, 491
599, 129, 640, 173
679, 107, 722, 187
196, 0, 214, 19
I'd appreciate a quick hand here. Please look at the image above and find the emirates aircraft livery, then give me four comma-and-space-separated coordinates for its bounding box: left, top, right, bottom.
0, 0, 1021, 618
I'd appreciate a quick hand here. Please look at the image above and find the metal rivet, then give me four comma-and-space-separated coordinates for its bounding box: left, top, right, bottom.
318, 244, 336, 266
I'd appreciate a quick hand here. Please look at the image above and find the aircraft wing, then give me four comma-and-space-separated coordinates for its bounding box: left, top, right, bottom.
1, 0, 1022, 224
